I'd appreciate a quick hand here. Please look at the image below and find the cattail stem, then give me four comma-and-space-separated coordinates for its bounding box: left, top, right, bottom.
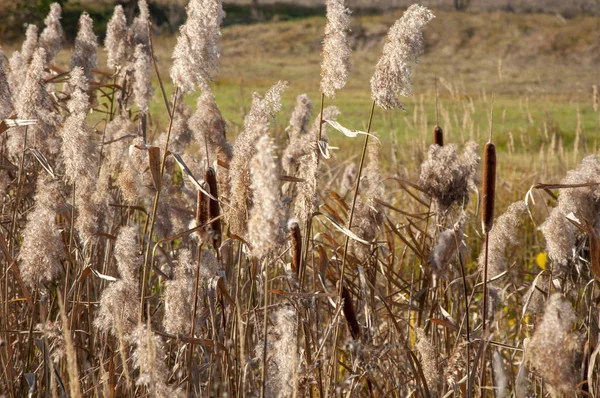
140, 87, 179, 321
480, 97, 496, 392
328, 99, 376, 393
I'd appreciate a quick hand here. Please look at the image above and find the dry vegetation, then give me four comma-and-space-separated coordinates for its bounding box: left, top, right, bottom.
0, 1, 599, 397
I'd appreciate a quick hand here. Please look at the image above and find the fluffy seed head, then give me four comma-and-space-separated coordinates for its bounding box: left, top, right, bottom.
527, 293, 583, 397
105, 5, 129, 70
170, 0, 225, 92
370, 4, 434, 109
320, 0, 352, 98
131, 0, 151, 51
288, 94, 312, 138
418, 142, 479, 210
133, 44, 153, 114
39, 3, 64, 62
70, 13, 98, 81
248, 136, 285, 258
21, 25, 40, 65
478, 201, 527, 282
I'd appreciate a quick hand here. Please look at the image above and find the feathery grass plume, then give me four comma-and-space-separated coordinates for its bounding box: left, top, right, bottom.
21, 25, 39, 65
527, 293, 583, 397
228, 81, 287, 234
340, 162, 357, 197
429, 214, 465, 275
19, 177, 64, 287
131, 0, 151, 51
170, 0, 225, 92
540, 155, 600, 275
0, 46, 13, 119
350, 140, 384, 260
70, 13, 98, 81
370, 4, 434, 109
60, 68, 100, 241
105, 5, 129, 70
256, 306, 298, 398
492, 350, 508, 398
61, 67, 92, 180
163, 249, 195, 335
477, 201, 527, 283
167, 90, 193, 153
130, 324, 173, 397
288, 94, 312, 138
9, 48, 61, 157
7, 51, 26, 97
248, 136, 285, 258
290, 105, 340, 223
39, 3, 64, 63
282, 95, 319, 173
95, 226, 142, 336
415, 328, 443, 396
320, 0, 352, 98
190, 89, 232, 161
133, 44, 152, 114
418, 141, 479, 210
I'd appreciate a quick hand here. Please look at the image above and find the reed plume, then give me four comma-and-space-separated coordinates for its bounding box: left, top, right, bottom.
320, 0, 352, 98
105, 5, 128, 70
370, 4, 434, 109
171, 0, 225, 92
39, 3, 64, 63
70, 13, 98, 81
0, 46, 13, 119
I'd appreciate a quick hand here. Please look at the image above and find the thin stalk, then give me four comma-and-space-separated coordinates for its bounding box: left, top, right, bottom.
328, 100, 376, 394
139, 87, 180, 321
481, 232, 490, 390
187, 242, 203, 394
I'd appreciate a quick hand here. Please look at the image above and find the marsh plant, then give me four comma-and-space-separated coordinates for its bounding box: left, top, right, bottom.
0, 1, 598, 397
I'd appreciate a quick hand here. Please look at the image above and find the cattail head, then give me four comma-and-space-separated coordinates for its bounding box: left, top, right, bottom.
39, 3, 64, 63
70, 12, 98, 81
481, 141, 496, 233
433, 124, 443, 146
170, 0, 225, 92
288, 219, 302, 276
205, 167, 222, 250
105, 5, 129, 70
320, 0, 352, 98
370, 5, 434, 109
340, 283, 361, 340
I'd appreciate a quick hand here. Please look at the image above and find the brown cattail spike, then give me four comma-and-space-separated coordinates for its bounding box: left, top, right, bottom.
433, 124, 443, 146
196, 182, 210, 241
481, 142, 496, 233
205, 167, 221, 250
289, 220, 302, 277
340, 283, 361, 340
